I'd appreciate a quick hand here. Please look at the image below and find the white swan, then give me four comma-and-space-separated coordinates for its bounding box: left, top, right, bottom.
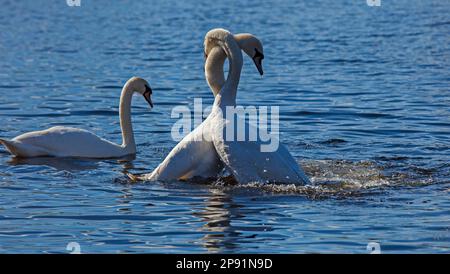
206, 28, 310, 185
0, 77, 153, 158
131, 33, 264, 181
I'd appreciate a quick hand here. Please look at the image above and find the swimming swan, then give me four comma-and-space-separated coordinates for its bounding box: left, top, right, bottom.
129, 32, 264, 181
0, 77, 153, 158
206, 28, 310, 185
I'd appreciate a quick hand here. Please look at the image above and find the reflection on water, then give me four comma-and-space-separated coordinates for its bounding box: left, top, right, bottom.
195, 190, 242, 252
8, 155, 136, 172
8, 157, 100, 172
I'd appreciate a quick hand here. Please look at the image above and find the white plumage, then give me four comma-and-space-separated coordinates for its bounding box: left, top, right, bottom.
0, 77, 153, 158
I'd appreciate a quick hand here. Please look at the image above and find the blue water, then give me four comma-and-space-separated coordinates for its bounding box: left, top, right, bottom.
0, 0, 449, 253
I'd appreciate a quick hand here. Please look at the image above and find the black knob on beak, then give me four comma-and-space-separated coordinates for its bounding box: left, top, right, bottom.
143, 85, 153, 108
253, 48, 264, 76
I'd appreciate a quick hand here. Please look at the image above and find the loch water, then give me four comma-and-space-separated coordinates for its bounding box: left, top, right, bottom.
0, 0, 449, 253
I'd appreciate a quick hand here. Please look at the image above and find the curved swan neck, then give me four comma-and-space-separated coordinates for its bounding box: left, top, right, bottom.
205, 47, 226, 97
119, 81, 136, 152
212, 32, 243, 107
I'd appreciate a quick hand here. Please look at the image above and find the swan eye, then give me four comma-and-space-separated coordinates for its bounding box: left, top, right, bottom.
253, 48, 264, 60
144, 85, 152, 94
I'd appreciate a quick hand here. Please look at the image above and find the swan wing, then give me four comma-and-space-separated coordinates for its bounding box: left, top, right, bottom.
211, 119, 310, 185
150, 123, 223, 181
6, 126, 124, 158
0, 138, 50, 157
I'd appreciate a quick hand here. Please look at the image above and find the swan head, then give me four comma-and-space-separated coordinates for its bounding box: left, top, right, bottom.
128, 77, 153, 108
234, 33, 264, 75
203, 28, 232, 58
204, 29, 265, 76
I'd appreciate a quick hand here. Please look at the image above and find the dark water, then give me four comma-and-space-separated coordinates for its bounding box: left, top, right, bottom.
0, 0, 449, 253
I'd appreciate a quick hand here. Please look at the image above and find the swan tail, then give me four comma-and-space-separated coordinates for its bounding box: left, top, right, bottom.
0, 138, 21, 156
0, 138, 48, 157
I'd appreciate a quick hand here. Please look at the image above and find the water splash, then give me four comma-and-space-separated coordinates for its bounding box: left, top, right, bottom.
207, 159, 437, 199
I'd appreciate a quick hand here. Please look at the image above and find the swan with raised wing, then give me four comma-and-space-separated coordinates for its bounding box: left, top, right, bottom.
0, 77, 153, 158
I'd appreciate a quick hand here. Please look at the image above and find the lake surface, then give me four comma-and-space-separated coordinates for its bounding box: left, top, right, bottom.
0, 0, 449, 253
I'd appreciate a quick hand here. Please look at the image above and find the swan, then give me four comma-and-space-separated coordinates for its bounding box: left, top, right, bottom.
206, 28, 310, 185
0, 77, 153, 158
129, 32, 265, 181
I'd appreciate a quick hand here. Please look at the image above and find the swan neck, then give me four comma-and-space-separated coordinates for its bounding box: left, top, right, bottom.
205, 47, 226, 97
119, 82, 136, 152
216, 34, 243, 107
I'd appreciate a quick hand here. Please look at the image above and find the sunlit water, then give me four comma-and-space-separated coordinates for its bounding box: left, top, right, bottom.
0, 0, 449, 253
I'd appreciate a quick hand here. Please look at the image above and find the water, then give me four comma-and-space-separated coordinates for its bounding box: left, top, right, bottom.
0, 0, 449, 253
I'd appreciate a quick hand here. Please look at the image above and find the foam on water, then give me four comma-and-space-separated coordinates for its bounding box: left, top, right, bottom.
205, 159, 437, 199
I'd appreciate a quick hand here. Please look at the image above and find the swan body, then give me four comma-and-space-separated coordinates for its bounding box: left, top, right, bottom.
0, 77, 153, 158
141, 33, 265, 181
134, 28, 309, 184
0, 126, 128, 158
146, 121, 222, 180
207, 28, 310, 185
210, 114, 310, 184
